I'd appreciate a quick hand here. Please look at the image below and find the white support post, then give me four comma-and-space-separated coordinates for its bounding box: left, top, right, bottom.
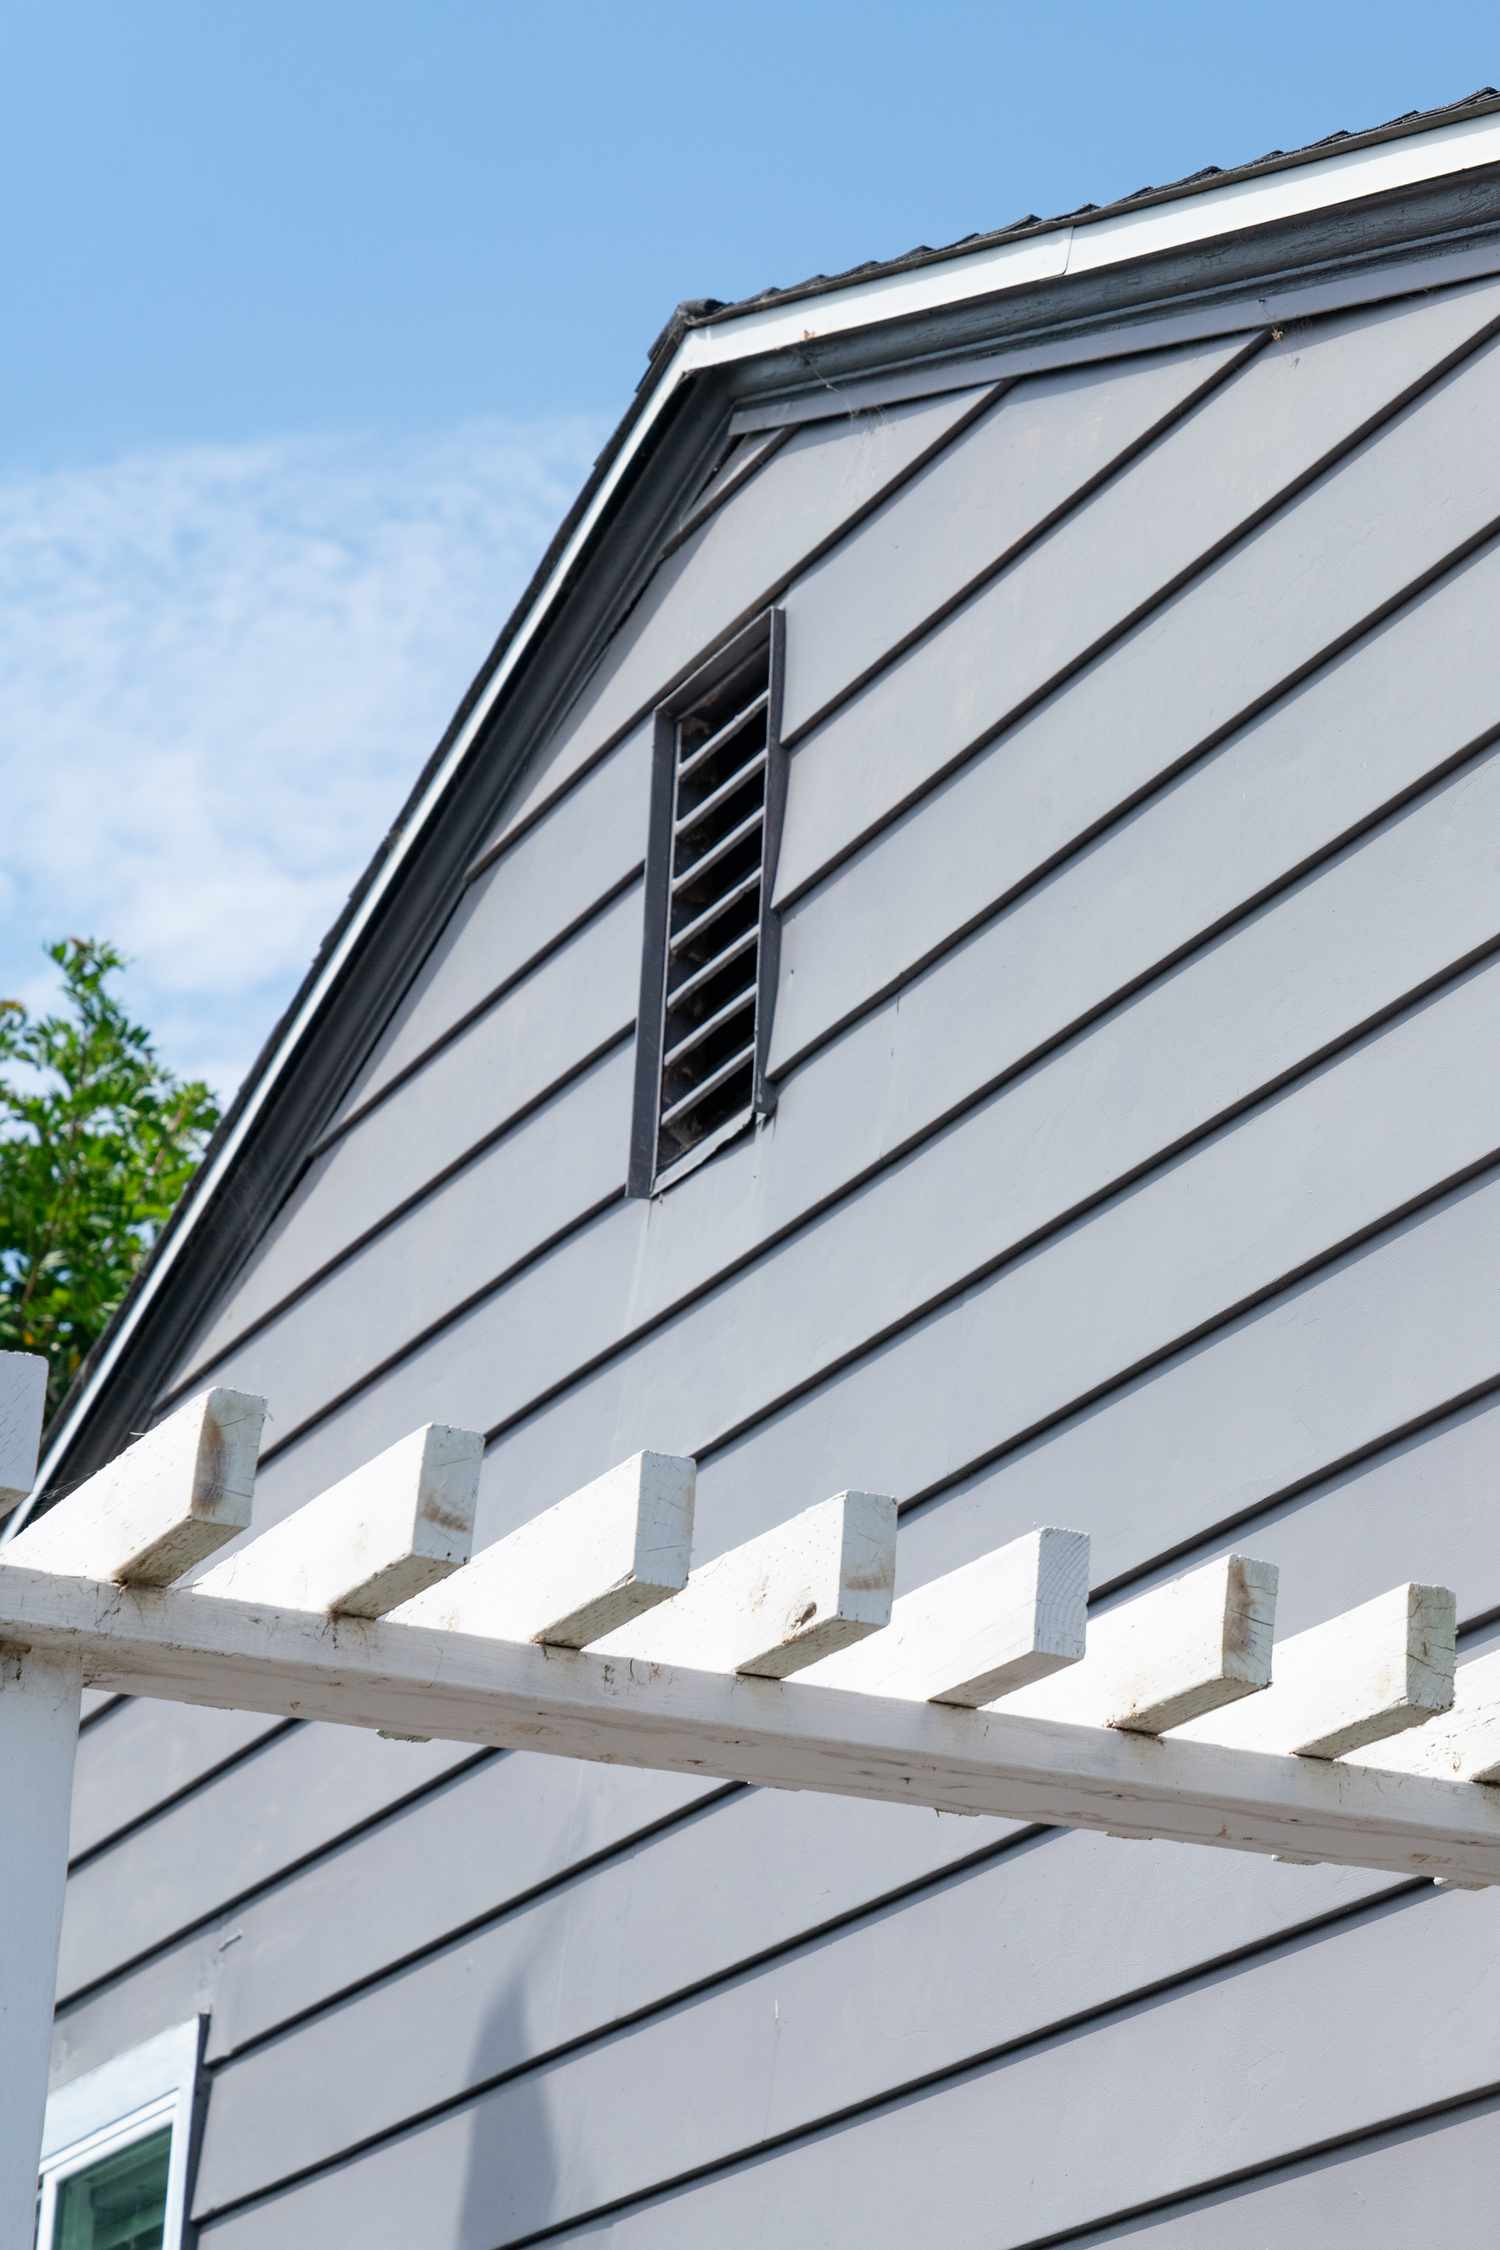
0, 1355, 82, 2247
0, 1651, 82, 2249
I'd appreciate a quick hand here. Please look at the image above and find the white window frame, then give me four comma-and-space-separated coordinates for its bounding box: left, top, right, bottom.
37, 2020, 200, 2250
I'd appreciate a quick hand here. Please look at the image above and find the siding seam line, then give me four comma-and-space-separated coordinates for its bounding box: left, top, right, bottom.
773, 508, 1500, 1079
654, 426, 797, 561
303, 869, 642, 1163
486, 928, 1500, 1463
190, 1882, 1437, 2234
67, 1718, 300, 1874
224, 887, 1500, 1508
186, 1589, 1500, 2093
777, 326, 1272, 751
464, 379, 1014, 886
162, 1047, 633, 1412
172, 533, 1500, 1429
776, 294, 1500, 915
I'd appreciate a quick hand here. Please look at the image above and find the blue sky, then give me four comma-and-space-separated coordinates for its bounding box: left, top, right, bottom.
3, 0, 1496, 1092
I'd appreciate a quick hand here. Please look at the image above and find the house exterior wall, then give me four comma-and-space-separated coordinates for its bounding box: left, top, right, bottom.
51, 243, 1500, 2244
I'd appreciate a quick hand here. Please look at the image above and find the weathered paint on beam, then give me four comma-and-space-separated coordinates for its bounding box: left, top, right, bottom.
1348, 1647, 1500, 1784
1, 1561, 1498, 1884
593, 1490, 897, 1679
1175, 1582, 1456, 1758
992, 1555, 1279, 1734
193, 1425, 481, 1619
802, 1526, 1088, 1705
393, 1452, 695, 1648
5, 1390, 265, 1586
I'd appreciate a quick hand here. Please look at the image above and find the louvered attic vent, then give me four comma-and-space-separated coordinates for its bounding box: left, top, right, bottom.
630, 614, 786, 1195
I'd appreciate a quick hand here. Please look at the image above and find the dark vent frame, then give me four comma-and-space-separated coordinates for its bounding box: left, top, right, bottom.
629, 611, 787, 1196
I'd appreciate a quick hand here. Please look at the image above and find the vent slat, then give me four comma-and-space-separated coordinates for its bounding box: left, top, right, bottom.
663, 981, 759, 1071
645, 631, 778, 1187
667, 867, 762, 959
676, 686, 771, 786
667, 923, 759, 1007
669, 807, 765, 898
673, 749, 769, 843
659, 1040, 758, 1132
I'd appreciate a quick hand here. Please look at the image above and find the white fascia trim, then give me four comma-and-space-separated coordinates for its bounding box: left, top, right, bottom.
31, 104, 1500, 1495
41, 2020, 200, 2165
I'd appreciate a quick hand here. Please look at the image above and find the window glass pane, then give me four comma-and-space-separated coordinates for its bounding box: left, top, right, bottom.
52, 2128, 171, 2250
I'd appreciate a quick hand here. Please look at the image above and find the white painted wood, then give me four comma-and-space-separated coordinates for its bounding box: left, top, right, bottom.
0, 1650, 82, 2250
392, 1451, 695, 1648
192, 1425, 481, 1619
990, 1555, 1280, 1733
1174, 1583, 1457, 1758
2, 1561, 1499, 1884
0, 1351, 46, 1512
5, 1390, 265, 1587
594, 1490, 897, 1679
801, 1527, 1088, 1705
1345, 1647, 1500, 1784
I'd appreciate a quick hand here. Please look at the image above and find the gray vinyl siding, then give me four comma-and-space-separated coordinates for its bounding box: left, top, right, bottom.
53, 246, 1500, 2247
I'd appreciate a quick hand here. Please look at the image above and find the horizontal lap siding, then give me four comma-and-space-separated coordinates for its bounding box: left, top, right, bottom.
175, 887, 642, 1384
197, 1883, 1500, 2245
772, 271, 1500, 906
176, 1045, 631, 1451
71, 1326, 1500, 2085
221, 723, 1500, 1549
331, 721, 652, 1125
1059, 2101, 1500, 2246
770, 426, 1500, 1071
480, 387, 985, 853
776, 333, 1253, 737
192, 1380, 1500, 2213
59, 265, 1500, 2247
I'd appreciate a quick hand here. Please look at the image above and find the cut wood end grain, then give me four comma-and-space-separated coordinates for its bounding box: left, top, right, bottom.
0, 1353, 47, 1512
3, 1388, 266, 1587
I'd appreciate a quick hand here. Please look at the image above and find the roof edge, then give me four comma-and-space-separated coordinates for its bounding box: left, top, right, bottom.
26, 98, 1500, 1502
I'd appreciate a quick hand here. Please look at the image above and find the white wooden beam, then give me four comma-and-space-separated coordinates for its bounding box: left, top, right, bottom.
2, 1561, 1500, 1883
392, 1452, 695, 1647
192, 1425, 481, 1618
592, 1490, 898, 1679
989, 1554, 1280, 1734
0, 1351, 47, 1511
4, 1390, 265, 1586
801, 1527, 1088, 1705
1174, 1583, 1456, 1758
0, 1650, 82, 2248
1344, 1647, 1500, 1784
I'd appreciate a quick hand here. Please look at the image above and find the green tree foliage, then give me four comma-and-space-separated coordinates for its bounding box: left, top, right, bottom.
0, 940, 220, 1420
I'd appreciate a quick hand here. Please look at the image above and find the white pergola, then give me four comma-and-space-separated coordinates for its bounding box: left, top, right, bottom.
4, 1352, 1500, 2239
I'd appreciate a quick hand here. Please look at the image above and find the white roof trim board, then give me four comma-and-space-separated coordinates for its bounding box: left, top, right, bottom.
30, 105, 1500, 1498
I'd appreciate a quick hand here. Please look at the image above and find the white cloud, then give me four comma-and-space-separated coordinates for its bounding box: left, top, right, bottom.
0, 414, 605, 1098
